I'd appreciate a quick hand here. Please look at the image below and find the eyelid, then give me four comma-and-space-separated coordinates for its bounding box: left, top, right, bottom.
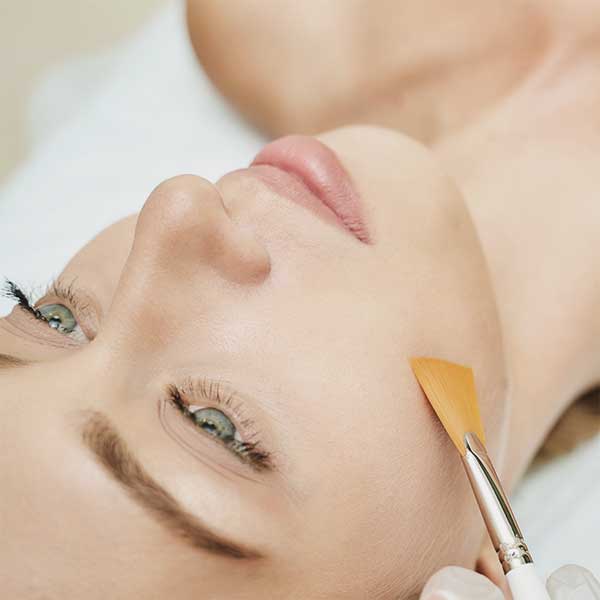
37, 278, 101, 340
164, 377, 275, 473
176, 377, 262, 443
5, 278, 100, 342
1, 280, 73, 348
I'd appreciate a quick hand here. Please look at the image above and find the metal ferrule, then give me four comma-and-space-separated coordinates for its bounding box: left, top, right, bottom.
461, 432, 534, 574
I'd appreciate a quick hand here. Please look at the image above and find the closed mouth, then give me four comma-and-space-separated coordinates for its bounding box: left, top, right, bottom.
249, 135, 371, 244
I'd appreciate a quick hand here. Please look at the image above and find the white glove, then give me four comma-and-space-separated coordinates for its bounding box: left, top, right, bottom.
420, 564, 600, 599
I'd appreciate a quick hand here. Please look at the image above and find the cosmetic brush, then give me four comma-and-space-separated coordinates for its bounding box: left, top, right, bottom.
410, 356, 550, 600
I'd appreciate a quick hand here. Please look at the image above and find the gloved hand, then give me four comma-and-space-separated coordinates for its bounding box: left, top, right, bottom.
420, 564, 600, 599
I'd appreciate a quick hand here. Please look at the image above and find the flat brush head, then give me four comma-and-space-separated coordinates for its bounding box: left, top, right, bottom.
410, 357, 486, 456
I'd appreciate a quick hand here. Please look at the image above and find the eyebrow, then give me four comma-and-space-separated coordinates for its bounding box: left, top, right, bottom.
79, 410, 264, 560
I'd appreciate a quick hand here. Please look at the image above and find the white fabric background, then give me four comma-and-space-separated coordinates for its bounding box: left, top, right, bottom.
1, 0, 598, 580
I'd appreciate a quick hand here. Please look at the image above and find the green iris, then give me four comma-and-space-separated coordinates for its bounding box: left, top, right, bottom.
38, 304, 78, 334
192, 407, 236, 442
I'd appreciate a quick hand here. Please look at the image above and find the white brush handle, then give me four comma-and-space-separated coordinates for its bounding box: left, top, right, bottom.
507, 564, 551, 599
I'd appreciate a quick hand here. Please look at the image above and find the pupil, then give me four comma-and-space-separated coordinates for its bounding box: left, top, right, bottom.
193, 408, 236, 442
201, 420, 217, 433
48, 317, 61, 329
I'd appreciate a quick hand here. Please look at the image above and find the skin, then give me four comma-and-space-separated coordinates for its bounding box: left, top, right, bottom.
186, 0, 549, 141
1, 1, 599, 598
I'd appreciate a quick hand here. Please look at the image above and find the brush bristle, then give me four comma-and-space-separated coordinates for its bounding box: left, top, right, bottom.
410, 357, 486, 455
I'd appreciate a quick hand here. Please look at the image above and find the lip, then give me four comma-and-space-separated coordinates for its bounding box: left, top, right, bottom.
249, 135, 371, 243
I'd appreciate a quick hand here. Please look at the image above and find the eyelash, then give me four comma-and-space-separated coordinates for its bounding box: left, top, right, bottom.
3, 279, 45, 320
4, 279, 272, 472
3, 278, 85, 328
166, 379, 273, 472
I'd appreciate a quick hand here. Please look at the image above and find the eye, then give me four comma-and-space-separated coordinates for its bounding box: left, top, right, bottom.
164, 382, 273, 472
38, 304, 78, 334
188, 406, 243, 443
36, 302, 87, 343
3, 279, 91, 343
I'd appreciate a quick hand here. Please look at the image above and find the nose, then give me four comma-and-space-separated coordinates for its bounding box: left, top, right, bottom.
132, 175, 271, 285
98, 175, 271, 350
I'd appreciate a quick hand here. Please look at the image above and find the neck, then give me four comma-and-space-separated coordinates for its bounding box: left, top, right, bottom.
354, 1, 551, 143
430, 22, 600, 483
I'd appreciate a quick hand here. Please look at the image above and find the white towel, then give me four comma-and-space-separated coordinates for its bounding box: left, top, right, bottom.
1, 0, 598, 580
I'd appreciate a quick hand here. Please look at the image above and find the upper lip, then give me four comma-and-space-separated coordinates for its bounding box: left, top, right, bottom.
249, 135, 371, 244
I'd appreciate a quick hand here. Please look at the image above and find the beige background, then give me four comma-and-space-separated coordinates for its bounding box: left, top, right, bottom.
0, 0, 167, 183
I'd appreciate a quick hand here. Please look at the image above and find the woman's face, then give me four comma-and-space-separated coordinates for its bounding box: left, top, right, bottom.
0, 126, 507, 599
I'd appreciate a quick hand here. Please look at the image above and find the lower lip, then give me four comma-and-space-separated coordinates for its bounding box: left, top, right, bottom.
249, 136, 371, 243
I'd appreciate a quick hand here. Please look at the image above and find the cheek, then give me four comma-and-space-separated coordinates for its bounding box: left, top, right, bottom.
285, 411, 486, 598
286, 367, 471, 569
